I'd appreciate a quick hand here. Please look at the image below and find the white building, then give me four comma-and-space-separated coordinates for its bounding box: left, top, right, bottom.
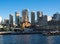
47, 16, 52, 21
0, 25, 3, 28
0, 16, 2, 24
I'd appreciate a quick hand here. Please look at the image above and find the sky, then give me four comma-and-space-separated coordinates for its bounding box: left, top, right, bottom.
0, 0, 60, 22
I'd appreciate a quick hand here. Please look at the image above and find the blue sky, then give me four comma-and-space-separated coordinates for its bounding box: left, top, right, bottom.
0, 0, 60, 21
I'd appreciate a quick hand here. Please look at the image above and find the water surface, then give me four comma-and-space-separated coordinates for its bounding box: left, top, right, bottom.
0, 34, 60, 44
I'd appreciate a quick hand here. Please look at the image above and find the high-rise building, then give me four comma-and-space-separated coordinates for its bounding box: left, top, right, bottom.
36, 15, 47, 27
9, 14, 13, 27
31, 11, 35, 26
4, 19, 9, 26
22, 9, 31, 27
53, 12, 60, 21
42, 15, 47, 26
37, 11, 43, 23
15, 12, 20, 26
20, 17, 22, 22
22, 9, 29, 22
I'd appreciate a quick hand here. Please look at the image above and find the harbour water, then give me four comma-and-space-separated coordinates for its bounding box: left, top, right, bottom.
0, 34, 60, 44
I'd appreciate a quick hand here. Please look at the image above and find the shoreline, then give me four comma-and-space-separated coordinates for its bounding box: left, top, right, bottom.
0, 31, 60, 36
0, 31, 42, 35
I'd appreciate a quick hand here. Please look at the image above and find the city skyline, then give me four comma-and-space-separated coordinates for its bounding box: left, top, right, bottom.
0, 9, 60, 22
0, 0, 60, 44
0, 0, 60, 21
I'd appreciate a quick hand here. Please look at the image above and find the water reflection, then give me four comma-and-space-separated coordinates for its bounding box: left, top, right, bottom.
47, 36, 54, 44
0, 35, 60, 44
0, 35, 3, 44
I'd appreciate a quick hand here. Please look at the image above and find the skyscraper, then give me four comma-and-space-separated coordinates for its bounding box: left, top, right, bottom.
22, 9, 29, 22
15, 12, 20, 26
22, 9, 31, 27
53, 12, 60, 21
37, 11, 43, 23
42, 15, 47, 26
20, 17, 22, 23
31, 11, 35, 26
9, 14, 13, 27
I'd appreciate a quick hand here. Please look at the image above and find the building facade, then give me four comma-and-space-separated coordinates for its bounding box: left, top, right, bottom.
47, 16, 52, 21
53, 12, 60, 21
4, 19, 9, 26
15, 12, 20, 26
22, 9, 29, 22
31, 11, 35, 26
22, 9, 31, 27
37, 11, 43, 23
9, 14, 13, 27
42, 15, 47, 26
